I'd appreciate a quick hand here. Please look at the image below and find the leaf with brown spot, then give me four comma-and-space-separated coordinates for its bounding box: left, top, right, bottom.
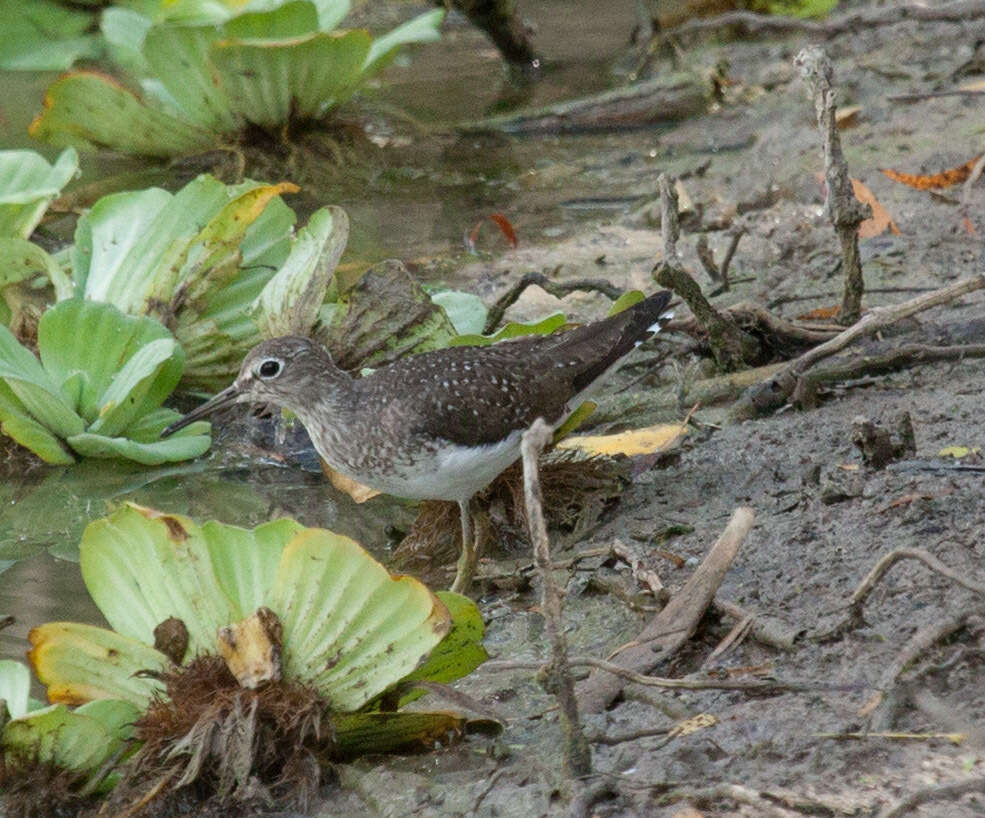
881, 154, 984, 190
852, 178, 900, 238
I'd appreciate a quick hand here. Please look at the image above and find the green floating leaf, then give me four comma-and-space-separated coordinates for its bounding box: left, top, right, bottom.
213, 29, 372, 125
80, 504, 239, 656
204, 517, 306, 619
269, 528, 451, 711
29, 72, 217, 158
29, 621, 166, 708
0, 0, 100, 71
398, 591, 488, 705
0, 238, 73, 299
31, 1, 443, 158
0, 148, 78, 239
607, 289, 644, 316
250, 205, 347, 337
451, 312, 568, 347
0, 300, 207, 465
332, 710, 469, 759
0, 659, 30, 720
1, 699, 141, 778
0, 319, 85, 441
430, 290, 488, 336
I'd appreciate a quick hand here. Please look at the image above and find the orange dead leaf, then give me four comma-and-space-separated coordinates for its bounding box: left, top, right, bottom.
467, 213, 519, 252
881, 154, 984, 190
852, 178, 901, 238
961, 217, 976, 235
797, 305, 840, 320
488, 212, 519, 247
321, 461, 380, 503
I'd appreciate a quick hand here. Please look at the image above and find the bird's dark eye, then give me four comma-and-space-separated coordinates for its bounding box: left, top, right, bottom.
258, 359, 282, 379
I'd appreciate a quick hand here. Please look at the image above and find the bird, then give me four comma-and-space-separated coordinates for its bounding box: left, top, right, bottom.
162, 289, 673, 592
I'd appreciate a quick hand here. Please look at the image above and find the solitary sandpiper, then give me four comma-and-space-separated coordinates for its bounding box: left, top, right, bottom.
163, 289, 673, 592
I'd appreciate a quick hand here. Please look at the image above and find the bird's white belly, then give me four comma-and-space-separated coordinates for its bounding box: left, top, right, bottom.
336, 431, 525, 503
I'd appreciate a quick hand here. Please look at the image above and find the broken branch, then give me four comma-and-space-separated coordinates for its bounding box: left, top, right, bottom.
576, 507, 755, 712
796, 46, 869, 324
521, 418, 592, 778
733, 272, 985, 418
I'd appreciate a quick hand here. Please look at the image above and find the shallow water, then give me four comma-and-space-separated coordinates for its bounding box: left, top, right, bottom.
0, 0, 671, 665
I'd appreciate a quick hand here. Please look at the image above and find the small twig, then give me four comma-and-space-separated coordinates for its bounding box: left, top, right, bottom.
653, 175, 760, 370
796, 47, 869, 324
862, 606, 985, 729
521, 418, 592, 778
484, 273, 624, 334
878, 777, 985, 818
587, 725, 670, 746
817, 548, 985, 640
889, 88, 985, 102
794, 343, 985, 407
485, 657, 861, 694
816, 731, 964, 743
712, 598, 804, 652
849, 548, 985, 621
734, 273, 985, 418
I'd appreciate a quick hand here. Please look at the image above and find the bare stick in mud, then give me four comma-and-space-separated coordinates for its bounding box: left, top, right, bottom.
796, 47, 869, 325
879, 777, 985, 818
482, 272, 624, 335
862, 607, 985, 730
653, 175, 760, 371
733, 272, 985, 418
520, 419, 592, 778
575, 506, 755, 713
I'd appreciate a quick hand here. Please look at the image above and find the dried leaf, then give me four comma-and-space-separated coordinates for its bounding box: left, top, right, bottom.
835, 105, 862, 128
852, 178, 900, 238
796, 304, 840, 320
488, 212, 518, 247
321, 461, 380, 502
668, 713, 716, 738
466, 212, 519, 252
556, 422, 687, 457
938, 445, 979, 459
881, 154, 984, 190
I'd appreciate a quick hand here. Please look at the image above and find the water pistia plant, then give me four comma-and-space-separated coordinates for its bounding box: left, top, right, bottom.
3, 174, 348, 391
17, 503, 488, 814
0, 659, 140, 810
0, 299, 210, 464
30, 1, 444, 157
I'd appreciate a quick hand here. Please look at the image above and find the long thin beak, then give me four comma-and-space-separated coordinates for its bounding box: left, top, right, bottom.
161, 384, 242, 438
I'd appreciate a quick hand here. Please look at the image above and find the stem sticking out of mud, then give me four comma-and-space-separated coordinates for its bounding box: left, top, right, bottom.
795, 46, 870, 325
521, 419, 592, 779
653, 174, 760, 370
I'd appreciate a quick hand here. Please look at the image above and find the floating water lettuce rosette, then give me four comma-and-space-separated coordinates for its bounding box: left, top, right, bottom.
31, 0, 445, 158
0, 299, 210, 465
15, 504, 488, 811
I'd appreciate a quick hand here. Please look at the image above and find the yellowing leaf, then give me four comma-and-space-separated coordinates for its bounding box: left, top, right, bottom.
556, 422, 687, 456
938, 446, 979, 458
322, 461, 381, 502
852, 178, 900, 238
835, 105, 862, 128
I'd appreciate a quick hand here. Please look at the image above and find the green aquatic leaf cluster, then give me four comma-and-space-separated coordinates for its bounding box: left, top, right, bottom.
2, 504, 487, 803
2, 173, 347, 391
30, 0, 444, 157
0, 659, 139, 793
0, 299, 210, 464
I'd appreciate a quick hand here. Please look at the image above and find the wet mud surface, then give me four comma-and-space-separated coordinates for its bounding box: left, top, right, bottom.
3, 0, 985, 815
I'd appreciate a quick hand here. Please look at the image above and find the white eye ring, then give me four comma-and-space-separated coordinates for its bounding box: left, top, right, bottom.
257, 359, 282, 379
